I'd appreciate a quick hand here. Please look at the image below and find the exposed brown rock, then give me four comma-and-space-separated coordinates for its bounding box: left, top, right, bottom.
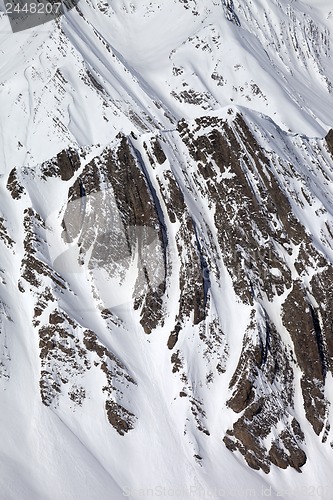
105, 400, 136, 435
325, 128, 333, 157
0, 217, 15, 248
152, 138, 167, 164
64, 136, 167, 334
7, 168, 24, 199
41, 149, 80, 180
282, 281, 327, 434
171, 350, 183, 373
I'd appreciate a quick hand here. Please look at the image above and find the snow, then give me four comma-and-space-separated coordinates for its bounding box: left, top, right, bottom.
0, 0, 333, 499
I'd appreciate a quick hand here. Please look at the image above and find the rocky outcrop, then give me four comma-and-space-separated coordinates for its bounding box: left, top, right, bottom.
61, 135, 167, 334
41, 148, 81, 181
325, 129, 333, 157
282, 282, 327, 435
7, 110, 333, 473
175, 113, 333, 472
7, 168, 24, 200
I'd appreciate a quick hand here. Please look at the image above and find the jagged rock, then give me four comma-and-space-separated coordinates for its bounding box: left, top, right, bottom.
105, 400, 136, 436
7, 169, 24, 199
6, 109, 333, 479
325, 129, 333, 157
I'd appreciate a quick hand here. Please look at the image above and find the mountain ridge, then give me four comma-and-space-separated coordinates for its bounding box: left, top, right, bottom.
1, 0, 333, 498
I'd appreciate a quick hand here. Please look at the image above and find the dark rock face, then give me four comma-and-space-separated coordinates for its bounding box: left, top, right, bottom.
7, 168, 24, 199
177, 115, 295, 305
326, 129, 333, 157
40, 149, 80, 181
61, 136, 167, 334
7, 111, 333, 471
222, 0, 241, 26
282, 282, 327, 436
175, 113, 333, 472
224, 318, 304, 473
105, 400, 136, 435
151, 139, 167, 165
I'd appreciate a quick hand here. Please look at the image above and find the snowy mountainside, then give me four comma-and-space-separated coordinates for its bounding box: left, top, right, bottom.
1, 1, 333, 499
0, 0, 332, 168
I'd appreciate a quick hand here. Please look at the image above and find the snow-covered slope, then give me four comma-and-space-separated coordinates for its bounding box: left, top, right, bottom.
0, 0, 332, 169
1, 1, 333, 499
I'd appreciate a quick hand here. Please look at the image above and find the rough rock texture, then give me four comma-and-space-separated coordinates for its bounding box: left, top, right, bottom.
326, 129, 333, 157
6, 110, 333, 473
